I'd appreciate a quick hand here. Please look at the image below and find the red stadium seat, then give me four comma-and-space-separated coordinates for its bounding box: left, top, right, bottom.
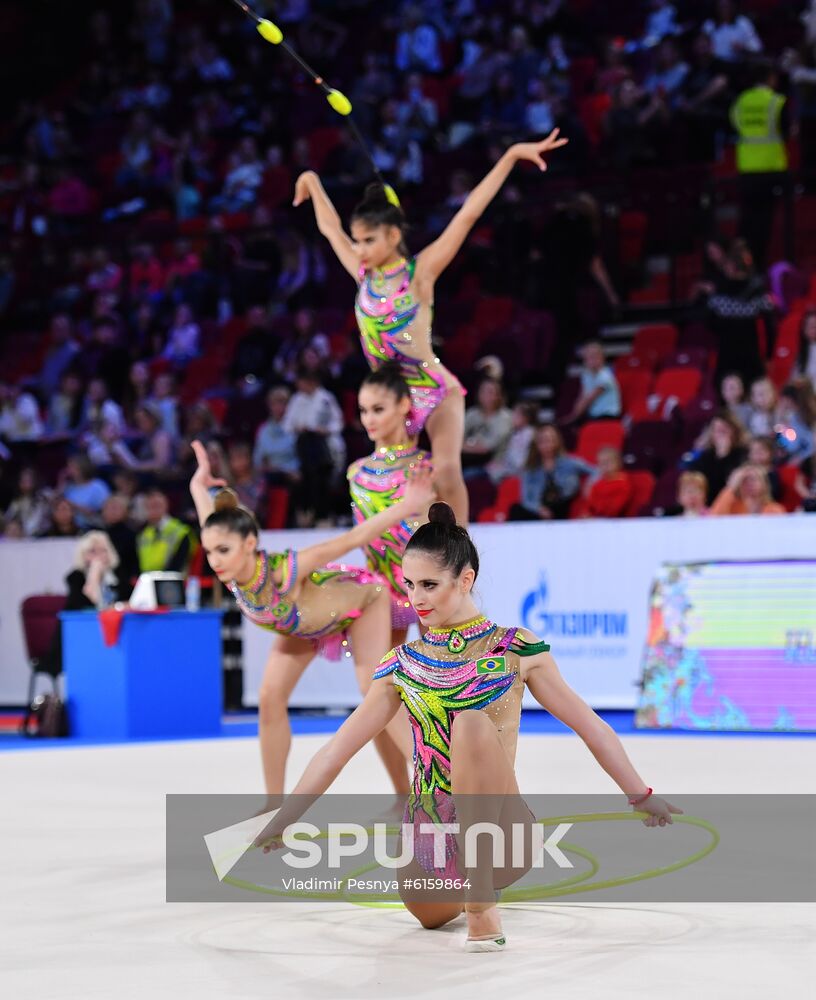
575, 420, 625, 464
651, 367, 702, 407
477, 476, 521, 523
616, 368, 653, 415
265, 487, 290, 530
632, 324, 678, 366
778, 465, 802, 513
624, 470, 656, 516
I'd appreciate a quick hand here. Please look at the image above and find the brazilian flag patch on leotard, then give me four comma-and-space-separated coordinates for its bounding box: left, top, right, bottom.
476, 656, 507, 675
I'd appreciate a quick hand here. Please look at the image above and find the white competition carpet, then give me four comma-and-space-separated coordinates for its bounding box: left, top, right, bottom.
3, 732, 814, 999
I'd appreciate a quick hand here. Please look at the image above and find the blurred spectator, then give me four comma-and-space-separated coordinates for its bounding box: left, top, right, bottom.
509, 424, 594, 520
128, 243, 165, 298
58, 454, 111, 529
702, 0, 763, 62
676, 32, 731, 161
132, 403, 176, 475
231, 306, 280, 384
274, 233, 327, 311
794, 308, 816, 391
111, 469, 149, 528
136, 488, 194, 573
775, 384, 816, 465
46, 370, 84, 435
210, 137, 263, 215
283, 367, 345, 525
180, 401, 218, 457
0, 381, 44, 441
161, 303, 201, 365
462, 378, 513, 471
102, 495, 139, 599
525, 80, 555, 135
147, 372, 180, 438
85, 247, 122, 295
80, 377, 125, 433
563, 341, 621, 424
639, 0, 681, 48
585, 446, 633, 518
643, 39, 689, 101
604, 78, 667, 170
233, 207, 282, 309
710, 464, 785, 515
720, 372, 752, 428
395, 5, 443, 73
3, 467, 52, 537
227, 441, 267, 519
746, 377, 777, 436
274, 307, 331, 384
84, 419, 140, 470
731, 63, 788, 268
122, 361, 152, 425
81, 317, 130, 399
38, 314, 79, 397
747, 435, 783, 500
486, 401, 538, 483
669, 471, 710, 517
707, 239, 775, 387
118, 110, 155, 188
39, 494, 81, 538
687, 410, 748, 502
254, 386, 300, 480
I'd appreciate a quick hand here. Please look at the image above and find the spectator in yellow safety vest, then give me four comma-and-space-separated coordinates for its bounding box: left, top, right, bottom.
730, 62, 790, 268
136, 488, 195, 574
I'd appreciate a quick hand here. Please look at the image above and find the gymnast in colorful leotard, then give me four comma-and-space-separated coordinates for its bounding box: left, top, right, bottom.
292, 130, 570, 524
189, 440, 432, 803
348, 363, 433, 643
257, 502, 682, 953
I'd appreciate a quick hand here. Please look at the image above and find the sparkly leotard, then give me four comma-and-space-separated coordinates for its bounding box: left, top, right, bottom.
229, 549, 384, 660
355, 257, 465, 437
347, 443, 432, 630
374, 616, 550, 875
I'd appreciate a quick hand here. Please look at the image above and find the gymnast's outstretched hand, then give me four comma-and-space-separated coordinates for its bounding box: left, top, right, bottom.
634, 794, 684, 828
509, 129, 569, 171
190, 439, 227, 491
292, 170, 317, 206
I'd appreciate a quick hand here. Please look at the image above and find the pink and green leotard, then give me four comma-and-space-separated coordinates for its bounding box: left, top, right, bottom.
355, 256, 465, 437
229, 549, 385, 660
374, 616, 550, 875
347, 443, 432, 630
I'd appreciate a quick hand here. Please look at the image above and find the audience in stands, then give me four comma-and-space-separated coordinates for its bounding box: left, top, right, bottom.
563, 341, 622, 425
686, 411, 748, 503
671, 471, 710, 517
585, 446, 633, 518
510, 423, 594, 521
1, 0, 815, 536
463, 378, 514, 473
486, 402, 538, 484
710, 464, 785, 515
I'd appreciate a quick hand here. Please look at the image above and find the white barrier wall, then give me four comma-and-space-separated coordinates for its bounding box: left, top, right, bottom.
2, 516, 813, 708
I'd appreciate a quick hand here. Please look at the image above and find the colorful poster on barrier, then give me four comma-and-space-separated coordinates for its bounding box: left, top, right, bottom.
636, 560, 816, 732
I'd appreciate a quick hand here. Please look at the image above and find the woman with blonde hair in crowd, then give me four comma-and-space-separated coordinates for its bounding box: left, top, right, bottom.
710, 465, 786, 516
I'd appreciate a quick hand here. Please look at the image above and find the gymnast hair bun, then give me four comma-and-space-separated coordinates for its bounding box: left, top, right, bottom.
361, 182, 391, 206
427, 501, 456, 528
213, 488, 240, 513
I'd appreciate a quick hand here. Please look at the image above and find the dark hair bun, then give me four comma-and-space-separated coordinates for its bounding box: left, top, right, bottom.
428, 502, 456, 527
213, 488, 239, 513
361, 182, 391, 207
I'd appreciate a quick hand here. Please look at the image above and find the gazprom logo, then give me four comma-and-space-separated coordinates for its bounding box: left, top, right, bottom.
521, 574, 628, 639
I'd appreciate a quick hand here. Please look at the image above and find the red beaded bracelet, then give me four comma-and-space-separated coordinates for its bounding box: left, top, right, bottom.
627, 787, 653, 806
